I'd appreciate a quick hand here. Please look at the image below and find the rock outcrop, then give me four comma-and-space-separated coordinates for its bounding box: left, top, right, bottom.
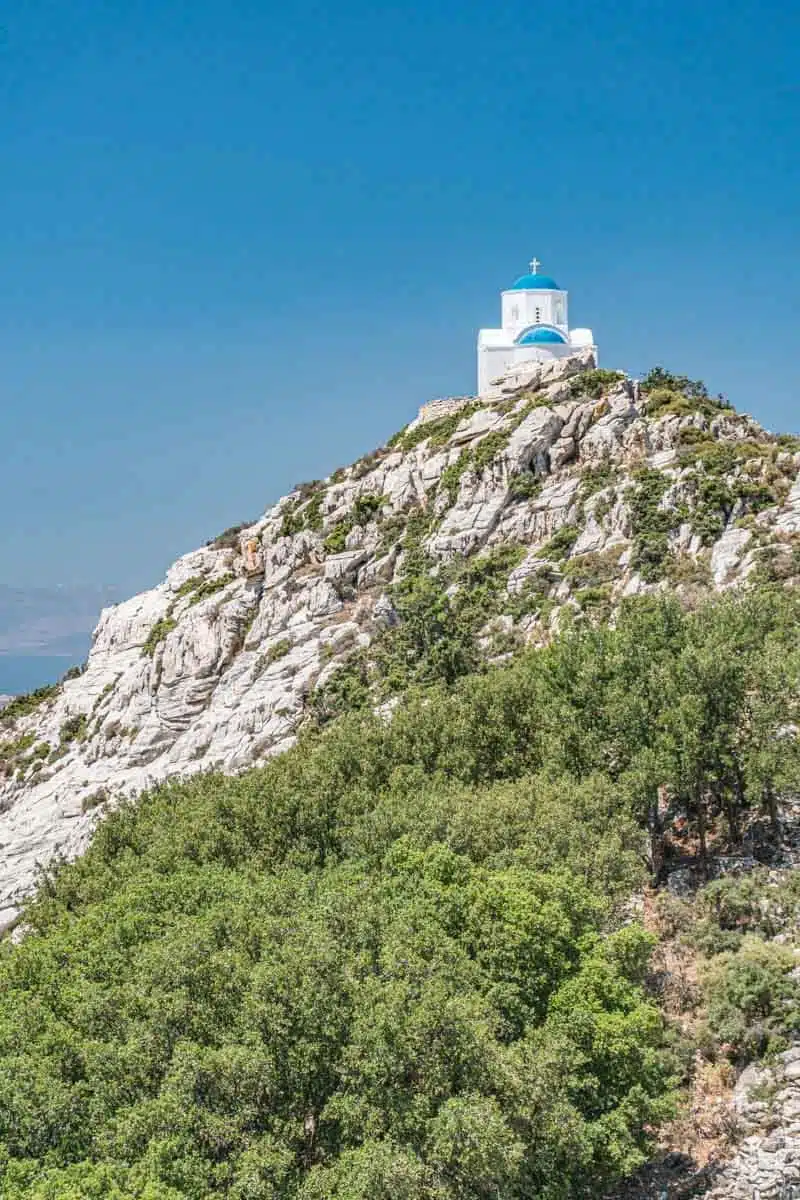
711, 1045, 800, 1199
2, 351, 800, 930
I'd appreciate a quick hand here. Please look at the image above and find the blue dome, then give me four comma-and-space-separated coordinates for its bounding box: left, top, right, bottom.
509, 273, 560, 291
517, 327, 567, 345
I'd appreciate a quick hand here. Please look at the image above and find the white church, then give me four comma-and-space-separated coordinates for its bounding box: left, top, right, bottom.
477, 259, 596, 393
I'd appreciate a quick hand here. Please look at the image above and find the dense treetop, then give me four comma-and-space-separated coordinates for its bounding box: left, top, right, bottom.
1, 587, 799, 1198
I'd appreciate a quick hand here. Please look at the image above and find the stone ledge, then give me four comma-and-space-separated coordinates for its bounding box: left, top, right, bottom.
413, 396, 475, 427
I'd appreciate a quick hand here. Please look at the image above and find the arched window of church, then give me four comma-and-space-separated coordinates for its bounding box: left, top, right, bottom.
511, 305, 519, 322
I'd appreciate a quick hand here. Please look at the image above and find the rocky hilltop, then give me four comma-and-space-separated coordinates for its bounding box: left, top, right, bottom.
2, 349, 800, 928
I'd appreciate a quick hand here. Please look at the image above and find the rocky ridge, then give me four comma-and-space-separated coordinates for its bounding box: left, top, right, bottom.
2, 349, 800, 930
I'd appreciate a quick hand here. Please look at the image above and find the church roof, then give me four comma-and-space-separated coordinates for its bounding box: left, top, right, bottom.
517, 327, 567, 345
509, 273, 560, 291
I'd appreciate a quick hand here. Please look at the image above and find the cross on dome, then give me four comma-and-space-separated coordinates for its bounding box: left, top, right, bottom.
529, 256, 541, 274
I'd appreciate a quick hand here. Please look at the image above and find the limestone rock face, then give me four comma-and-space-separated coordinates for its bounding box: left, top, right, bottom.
704, 1045, 800, 1199
1, 348, 799, 927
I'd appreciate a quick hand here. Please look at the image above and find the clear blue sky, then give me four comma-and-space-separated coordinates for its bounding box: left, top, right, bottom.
1, 0, 798, 596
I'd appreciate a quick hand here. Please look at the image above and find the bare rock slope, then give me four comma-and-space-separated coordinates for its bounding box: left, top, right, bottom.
2, 351, 800, 927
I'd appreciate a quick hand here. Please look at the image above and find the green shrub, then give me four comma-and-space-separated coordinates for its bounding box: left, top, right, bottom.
642, 388, 697, 418
352, 493, 385, 524
567, 369, 625, 400
506, 566, 558, 621
323, 520, 351, 555
142, 615, 178, 657
690, 475, 731, 544
209, 521, 251, 550
470, 430, 509, 473
667, 553, 713, 587
593, 489, 617, 523
294, 479, 323, 500
324, 494, 386, 554
693, 870, 800, 949
280, 500, 305, 538
0, 684, 59, 724
540, 524, 580, 561
81, 787, 109, 814
753, 539, 800, 584
628, 468, 679, 581
176, 573, 235, 604
308, 651, 372, 725
305, 491, 325, 531
254, 638, 292, 677
684, 462, 777, 547
575, 584, 613, 614
0, 732, 36, 762
702, 937, 800, 1063
506, 389, 556, 420
58, 714, 87, 746
640, 367, 732, 420
508, 470, 541, 501
439, 453, 470, 504
439, 431, 510, 506
579, 458, 620, 499
679, 438, 769, 473
448, 543, 527, 630
394, 404, 480, 453
281, 486, 326, 538
640, 367, 709, 400
352, 450, 384, 479
563, 549, 620, 588
376, 512, 408, 554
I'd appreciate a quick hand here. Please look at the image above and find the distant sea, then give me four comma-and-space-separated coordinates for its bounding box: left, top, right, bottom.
0, 651, 89, 697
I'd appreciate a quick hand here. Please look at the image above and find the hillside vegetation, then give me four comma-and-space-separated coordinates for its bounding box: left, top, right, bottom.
4, 353, 800, 931
1, 587, 799, 1199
